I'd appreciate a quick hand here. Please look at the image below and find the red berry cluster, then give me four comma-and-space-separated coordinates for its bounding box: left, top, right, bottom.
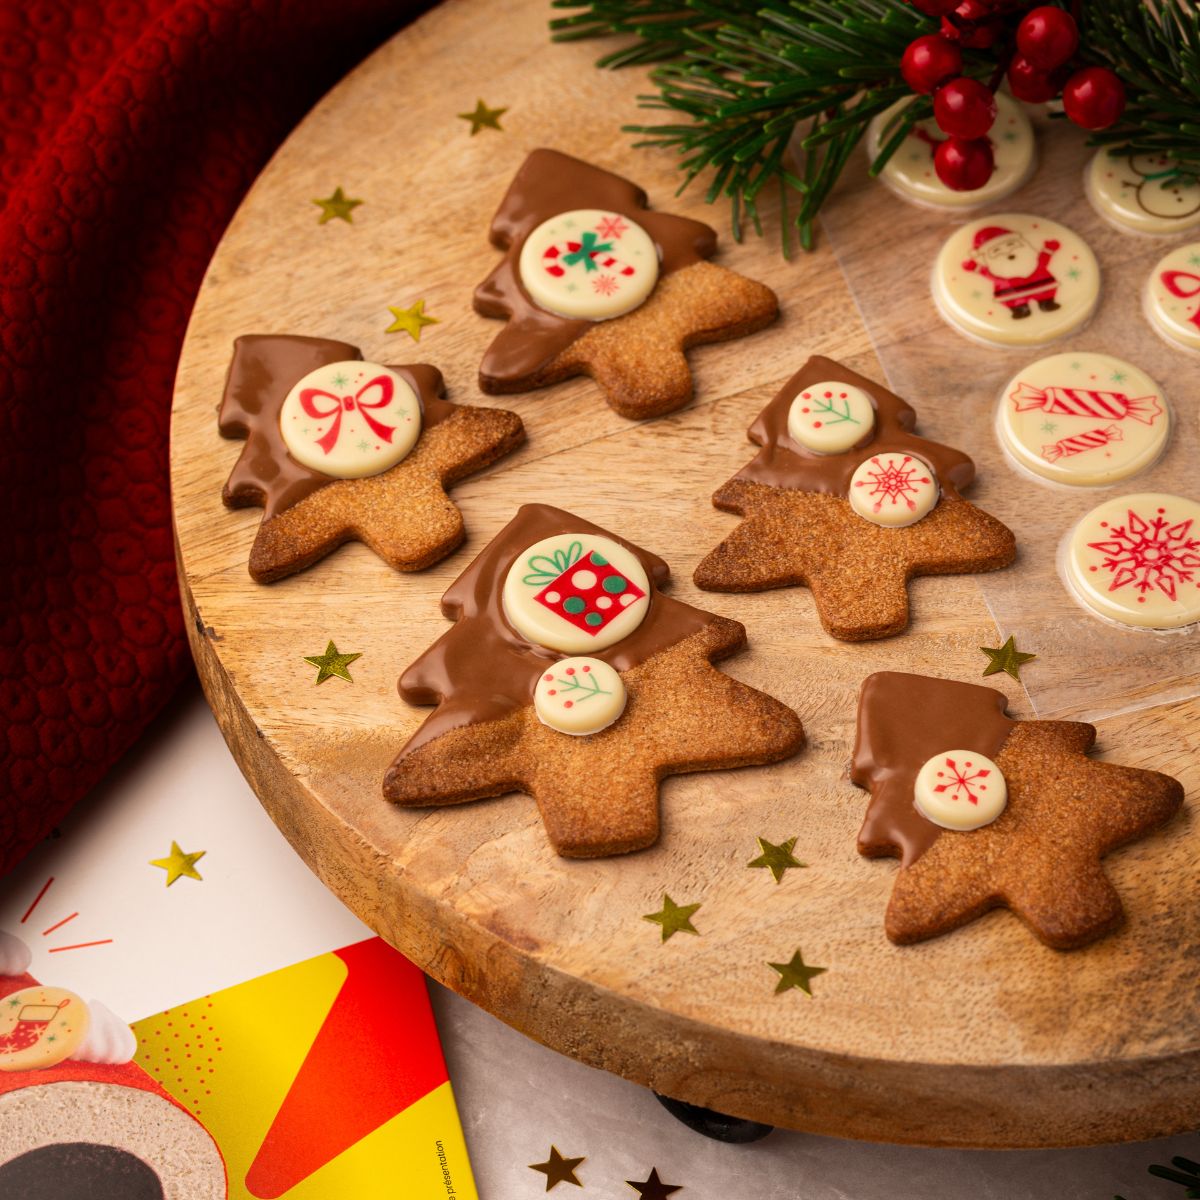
899, 2, 1126, 192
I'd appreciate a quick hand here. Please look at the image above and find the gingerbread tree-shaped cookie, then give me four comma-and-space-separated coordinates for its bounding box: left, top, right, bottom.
473, 149, 779, 419
693, 356, 1016, 641
218, 335, 524, 582
852, 672, 1183, 949
383, 504, 805, 857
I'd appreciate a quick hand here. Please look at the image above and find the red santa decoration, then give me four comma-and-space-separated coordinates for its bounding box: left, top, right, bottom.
962, 225, 1062, 320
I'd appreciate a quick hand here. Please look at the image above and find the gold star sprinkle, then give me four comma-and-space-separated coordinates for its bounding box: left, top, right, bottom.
643, 894, 701, 942
304, 641, 362, 685
458, 98, 507, 135
769, 949, 826, 996
529, 1146, 585, 1191
312, 187, 362, 225
747, 836, 807, 884
150, 841, 206, 887
980, 635, 1037, 681
627, 1168, 683, 1199
385, 299, 440, 342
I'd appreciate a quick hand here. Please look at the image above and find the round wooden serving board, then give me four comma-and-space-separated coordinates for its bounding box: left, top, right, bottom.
171, 0, 1200, 1147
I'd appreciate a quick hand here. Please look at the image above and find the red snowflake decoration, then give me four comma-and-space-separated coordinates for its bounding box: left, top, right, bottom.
592, 274, 619, 296
932, 756, 992, 806
595, 215, 629, 240
855, 455, 931, 514
1087, 506, 1200, 602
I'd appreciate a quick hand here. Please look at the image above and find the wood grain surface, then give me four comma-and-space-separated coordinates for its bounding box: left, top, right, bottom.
170, 0, 1200, 1146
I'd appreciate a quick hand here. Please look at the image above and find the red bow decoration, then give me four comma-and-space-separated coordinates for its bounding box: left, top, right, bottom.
1161, 269, 1200, 332
300, 374, 397, 454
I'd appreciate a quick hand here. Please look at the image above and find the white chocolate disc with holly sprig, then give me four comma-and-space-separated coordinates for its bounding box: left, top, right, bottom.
1085, 150, 1200, 236
1145, 242, 1200, 353
503, 533, 650, 653
914, 750, 1007, 831
279, 360, 421, 478
786, 380, 875, 454
534, 657, 627, 735
0, 986, 89, 1072
848, 453, 938, 528
517, 209, 659, 320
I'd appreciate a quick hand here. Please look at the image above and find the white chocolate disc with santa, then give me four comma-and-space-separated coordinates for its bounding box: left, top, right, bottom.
534, 657, 627, 736
914, 750, 1007, 831
848, 452, 938, 528
503, 533, 651, 653
518, 209, 659, 320
1085, 150, 1200, 236
279, 361, 421, 479
1145, 242, 1200, 353
0, 986, 88, 1072
997, 353, 1169, 487
1065, 492, 1200, 630
932, 213, 1099, 347
787, 380, 875, 454
866, 92, 1035, 211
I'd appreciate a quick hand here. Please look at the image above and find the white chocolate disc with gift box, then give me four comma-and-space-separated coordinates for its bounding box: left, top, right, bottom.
518, 209, 659, 320
534, 657, 627, 735
932, 213, 1099, 347
1085, 150, 1200, 235
280, 361, 421, 478
914, 750, 1007, 831
997, 353, 1169, 486
867, 92, 1035, 210
787, 380, 875, 454
0, 986, 88, 1072
1145, 242, 1200, 353
1065, 492, 1200, 630
503, 533, 650, 653
849, 453, 938, 527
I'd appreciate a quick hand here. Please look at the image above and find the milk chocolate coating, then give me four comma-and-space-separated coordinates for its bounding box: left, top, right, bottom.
473, 149, 718, 385
851, 672, 1015, 865
0, 1143, 164, 1200
397, 504, 721, 756
218, 334, 451, 520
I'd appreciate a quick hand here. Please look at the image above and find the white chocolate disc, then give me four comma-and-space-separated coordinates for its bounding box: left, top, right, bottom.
503, 533, 651, 653
1145, 242, 1200, 353
787, 381, 875, 454
1065, 492, 1200, 630
997, 353, 1169, 486
1085, 150, 1200, 236
849, 453, 938, 527
280, 361, 420, 478
534, 657, 627, 735
914, 750, 1007, 831
932, 213, 1099, 347
518, 209, 659, 320
867, 92, 1035, 211
0, 986, 89, 1072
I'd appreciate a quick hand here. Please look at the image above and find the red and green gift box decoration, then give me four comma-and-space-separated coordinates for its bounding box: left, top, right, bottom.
523, 541, 646, 636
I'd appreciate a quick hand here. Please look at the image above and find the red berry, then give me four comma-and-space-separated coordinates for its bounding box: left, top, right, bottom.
1062, 66, 1127, 130
1007, 53, 1067, 103
941, 0, 1003, 48
901, 34, 962, 94
933, 77, 997, 139
907, 0, 960, 14
934, 136, 994, 191
1017, 6, 1079, 69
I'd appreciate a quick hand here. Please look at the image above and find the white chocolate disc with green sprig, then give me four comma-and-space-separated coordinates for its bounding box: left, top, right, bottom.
1085, 150, 1200, 236
787, 380, 875, 454
1145, 242, 1200, 353
534, 657, 626, 735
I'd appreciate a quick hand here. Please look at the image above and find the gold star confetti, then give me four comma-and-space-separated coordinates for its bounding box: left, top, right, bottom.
747, 836, 807, 884
768, 949, 826, 996
980, 635, 1037, 681
643, 894, 701, 942
312, 187, 362, 225
458, 98, 507, 135
150, 841, 206, 887
529, 1146, 585, 1191
304, 641, 362, 685
627, 1167, 683, 1199
385, 299, 440, 342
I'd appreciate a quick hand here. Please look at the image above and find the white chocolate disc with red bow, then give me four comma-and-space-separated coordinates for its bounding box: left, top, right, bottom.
849, 453, 938, 527
914, 750, 1007, 831
787, 381, 875, 454
1145, 242, 1200, 353
534, 657, 627, 736
518, 209, 659, 320
1086, 150, 1200, 235
0, 986, 89, 1072
503, 534, 650, 653
279, 361, 421, 478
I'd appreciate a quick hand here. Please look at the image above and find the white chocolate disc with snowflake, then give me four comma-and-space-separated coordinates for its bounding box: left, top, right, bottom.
848, 453, 938, 528
517, 209, 659, 320
534, 657, 627, 736
997, 353, 1169, 486
932, 213, 1099, 347
1065, 493, 1200, 630
503, 533, 651, 654
867, 92, 1035, 211
280, 361, 421, 478
914, 750, 1007, 831
1145, 242, 1200, 353
0, 986, 89, 1072
1085, 150, 1200, 235
787, 381, 875, 454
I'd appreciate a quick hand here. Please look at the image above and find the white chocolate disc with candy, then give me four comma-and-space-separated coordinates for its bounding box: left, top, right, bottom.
0, 986, 89, 1072
1065, 492, 1200, 630
932, 213, 1099, 347
1085, 150, 1200, 236
1145, 242, 1200, 353
280, 361, 421, 479
849, 453, 938, 527
534, 657, 627, 735
998, 353, 1169, 486
787, 381, 875, 454
518, 209, 659, 320
867, 92, 1035, 211
914, 750, 1007, 831
503, 533, 651, 653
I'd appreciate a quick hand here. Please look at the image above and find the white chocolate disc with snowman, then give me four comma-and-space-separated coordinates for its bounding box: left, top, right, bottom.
280, 361, 421, 478
914, 750, 1007, 831
518, 209, 659, 320
997, 353, 1169, 486
787, 381, 875, 454
932, 213, 1099, 347
534, 657, 627, 736
1085, 150, 1200, 235
866, 92, 1035, 210
848, 453, 939, 527
1144, 242, 1200, 353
